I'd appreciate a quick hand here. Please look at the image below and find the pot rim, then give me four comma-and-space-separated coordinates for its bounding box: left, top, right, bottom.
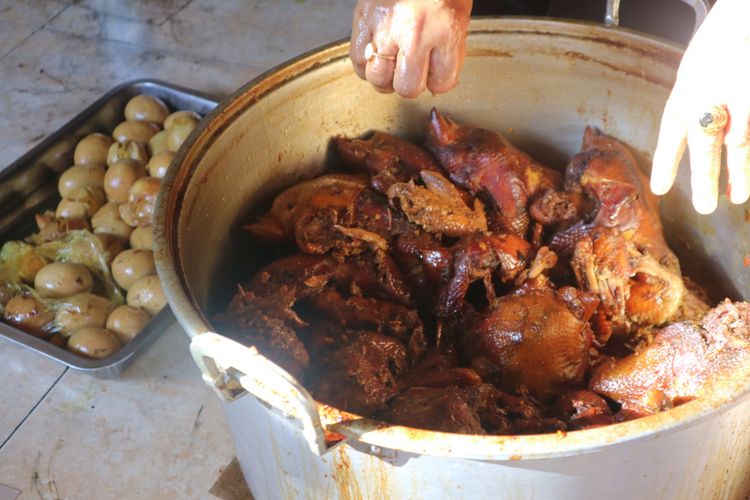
154, 18, 750, 461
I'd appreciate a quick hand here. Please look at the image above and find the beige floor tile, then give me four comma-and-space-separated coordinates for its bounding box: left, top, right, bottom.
0, 323, 236, 499
0, 339, 66, 446
0, 0, 68, 24
47, 4, 155, 42
0, 28, 262, 168
49, 0, 354, 69
0, 19, 38, 58
0, 0, 69, 58
72, 0, 191, 24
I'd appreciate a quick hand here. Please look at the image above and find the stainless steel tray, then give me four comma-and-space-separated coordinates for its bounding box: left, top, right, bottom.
0, 79, 220, 378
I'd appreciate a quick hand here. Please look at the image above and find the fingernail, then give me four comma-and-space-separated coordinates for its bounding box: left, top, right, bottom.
730, 184, 750, 205
650, 178, 668, 195
650, 154, 672, 195
693, 195, 718, 215
650, 174, 673, 196
372, 84, 394, 94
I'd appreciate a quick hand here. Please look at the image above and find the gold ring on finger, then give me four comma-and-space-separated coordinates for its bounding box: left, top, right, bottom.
698, 105, 729, 136
365, 42, 397, 63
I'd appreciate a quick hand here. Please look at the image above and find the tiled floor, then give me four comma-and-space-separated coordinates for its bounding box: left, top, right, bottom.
0, 0, 353, 168
0, 1, 352, 498
0, 343, 65, 446
0, 325, 235, 500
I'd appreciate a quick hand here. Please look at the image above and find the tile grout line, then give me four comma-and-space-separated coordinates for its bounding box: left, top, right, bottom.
158, 0, 195, 27
0, 3, 75, 448
40, 24, 269, 72
0, 28, 41, 62
0, 2, 73, 63
31, 0, 288, 72
0, 367, 69, 451
2, 2, 337, 73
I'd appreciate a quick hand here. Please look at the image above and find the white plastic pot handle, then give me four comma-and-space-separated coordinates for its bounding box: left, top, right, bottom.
605, 0, 710, 34
190, 332, 328, 455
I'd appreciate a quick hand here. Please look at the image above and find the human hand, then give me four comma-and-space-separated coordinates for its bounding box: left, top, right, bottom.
650, 0, 750, 214
349, 0, 472, 98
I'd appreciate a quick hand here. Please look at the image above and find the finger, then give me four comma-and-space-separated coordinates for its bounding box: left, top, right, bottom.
350, 37, 370, 80
365, 39, 398, 93
426, 38, 466, 95
724, 105, 750, 204
651, 96, 688, 196
687, 109, 726, 214
349, 2, 370, 80
393, 44, 430, 98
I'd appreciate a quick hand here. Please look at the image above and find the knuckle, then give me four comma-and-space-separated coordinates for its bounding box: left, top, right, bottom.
369, 78, 394, 91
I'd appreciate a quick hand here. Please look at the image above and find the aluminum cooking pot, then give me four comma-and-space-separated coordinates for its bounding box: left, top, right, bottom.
154, 17, 750, 500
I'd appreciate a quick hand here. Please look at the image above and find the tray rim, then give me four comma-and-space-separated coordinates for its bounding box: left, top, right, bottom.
0, 79, 221, 185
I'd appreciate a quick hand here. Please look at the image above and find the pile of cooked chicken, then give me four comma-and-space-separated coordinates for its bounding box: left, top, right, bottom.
218, 109, 750, 435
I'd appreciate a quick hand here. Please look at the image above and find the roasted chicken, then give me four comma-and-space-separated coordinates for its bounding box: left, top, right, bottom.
335, 131, 443, 195
463, 284, 598, 402
220, 111, 748, 436
426, 109, 562, 236
310, 330, 407, 415
590, 300, 750, 417
387, 171, 488, 237
550, 128, 708, 339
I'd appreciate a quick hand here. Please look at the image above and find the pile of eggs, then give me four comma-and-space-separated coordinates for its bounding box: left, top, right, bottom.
1, 94, 201, 359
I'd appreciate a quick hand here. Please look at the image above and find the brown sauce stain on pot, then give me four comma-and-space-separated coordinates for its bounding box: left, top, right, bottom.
470, 28, 682, 69
363, 452, 395, 500
332, 445, 363, 500
467, 48, 514, 58
562, 50, 671, 88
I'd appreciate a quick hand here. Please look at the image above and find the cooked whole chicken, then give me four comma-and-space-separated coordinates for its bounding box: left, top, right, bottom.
550, 128, 708, 339
219, 110, 749, 436
426, 109, 562, 237
589, 301, 750, 417
463, 283, 598, 402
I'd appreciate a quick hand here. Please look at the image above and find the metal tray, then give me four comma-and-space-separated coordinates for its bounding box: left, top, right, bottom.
0, 79, 220, 378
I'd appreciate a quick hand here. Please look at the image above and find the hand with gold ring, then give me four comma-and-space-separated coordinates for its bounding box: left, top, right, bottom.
651, 0, 750, 214
350, 0, 472, 98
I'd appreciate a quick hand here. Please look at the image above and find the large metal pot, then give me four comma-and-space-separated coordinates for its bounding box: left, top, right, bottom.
154, 18, 750, 500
